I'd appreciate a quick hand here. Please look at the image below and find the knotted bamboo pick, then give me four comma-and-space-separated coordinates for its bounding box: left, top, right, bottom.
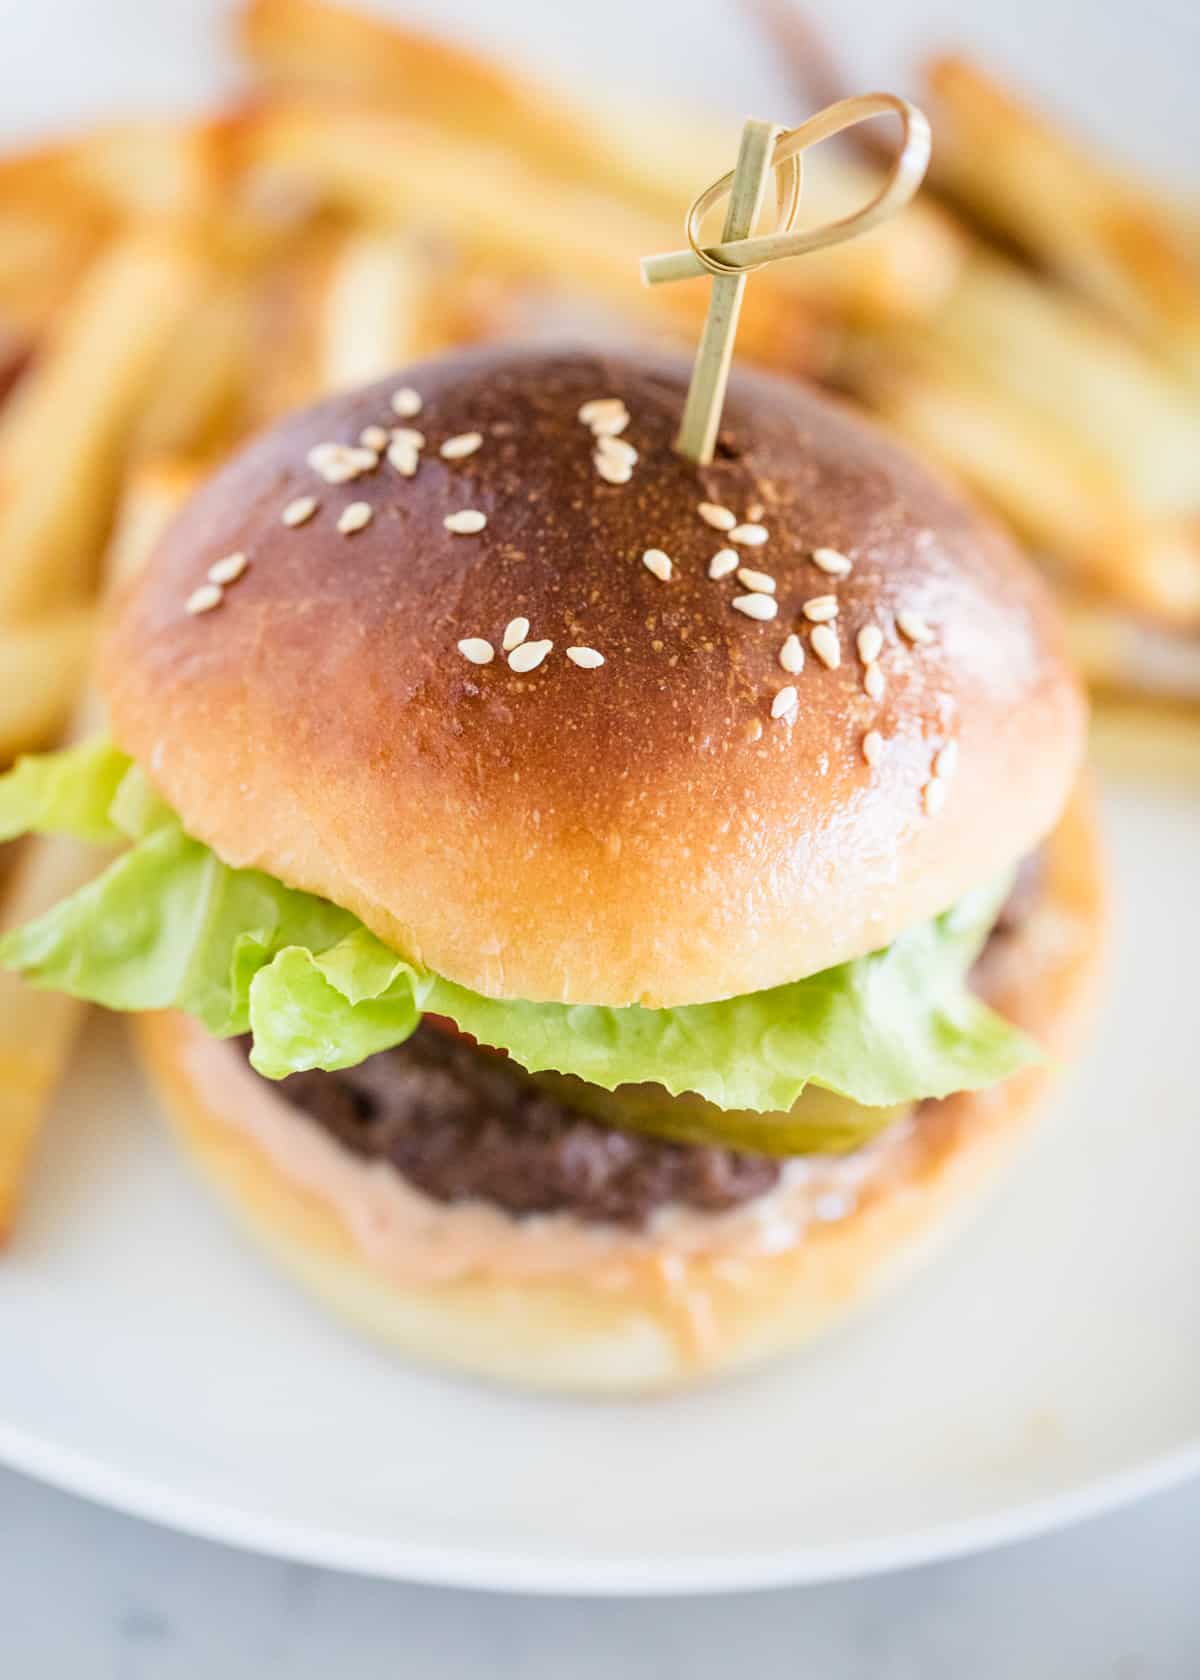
643, 93, 931, 464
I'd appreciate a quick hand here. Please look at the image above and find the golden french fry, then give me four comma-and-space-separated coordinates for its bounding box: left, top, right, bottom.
1088, 695, 1200, 783
0, 206, 106, 336
236, 230, 344, 432
132, 277, 254, 461
926, 55, 1200, 388
245, 103, 832, 368
1065, 595, 1200, 707
104, 458, 205, 591
0, 611, 94, 762
238, 0, 668, 212
0, 460, 195, 1237
319, 230, 442, 391
930, 257, 1200, 522
839, 326, 1200, 624
0, 142, 111, 335
60, 120, 232, 221
0, 825, 108, 1237
0, 230, 210, 619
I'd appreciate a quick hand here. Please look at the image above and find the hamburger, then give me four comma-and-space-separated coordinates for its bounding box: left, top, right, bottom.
0, 346, 1103, 1392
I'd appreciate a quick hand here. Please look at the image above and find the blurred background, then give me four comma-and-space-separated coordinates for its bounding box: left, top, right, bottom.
0, 1, 1197, 1673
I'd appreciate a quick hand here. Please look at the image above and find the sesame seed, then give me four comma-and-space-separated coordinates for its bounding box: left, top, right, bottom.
746, 502, 765, 522
440, 431, 483, 461
281, 495, 318, 527
387, 442, 418, 477
508, 638, 553, 673
185, 583, 222, 615
359, 424, 388, 450
729, 522, 769, 546
643, 548, 673, 582
810, 623, 841, 668
457, 637, 494, 665
934, 740, 959, 781
708, 548, 739, 580
698, 501, 737, 531
737, 567, 776, 594
813, 546, 853, 578
589, 408, 630, 437
802, 595, 839, 623
391, 427, 425, 449
502, 616, 529, 653
594, 451, 632, 484
779, 633, 805, 674
898, 609, 934, 645
924, 778, 947, 816
862, 729, 884, 767
391, 386, 422, 418
864, 662, 885, 701
578, 397, 627, 429
337, 501, 373, 534
732, 593, 778, 621
566, 646, 605, 668
307, 442, 377, 484
771, 684, 798, 720
207, 551, 248, 585
444, 509, 487, 534
595, 434, 638, 466
857, 623, 883, 664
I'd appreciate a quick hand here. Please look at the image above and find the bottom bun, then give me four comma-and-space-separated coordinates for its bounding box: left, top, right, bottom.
133, 786, 1104, 1396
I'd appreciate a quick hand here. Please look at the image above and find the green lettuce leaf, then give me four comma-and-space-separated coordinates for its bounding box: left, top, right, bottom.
0, 742, 1037, 1116
0, 739, 130, 845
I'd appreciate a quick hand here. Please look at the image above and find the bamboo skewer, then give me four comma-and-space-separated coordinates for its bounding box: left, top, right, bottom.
644, 94, 931, 465
672, 120, 779, 464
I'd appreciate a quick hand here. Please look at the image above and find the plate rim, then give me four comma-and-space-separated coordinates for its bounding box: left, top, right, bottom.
2, 1416, 1198, 1594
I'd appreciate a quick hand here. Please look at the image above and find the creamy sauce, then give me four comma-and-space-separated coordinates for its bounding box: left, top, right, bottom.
187, 1031, 918, 1289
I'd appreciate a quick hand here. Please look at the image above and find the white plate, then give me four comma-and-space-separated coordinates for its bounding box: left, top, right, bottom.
0, 780, 1196, 1593
2, 0, 1198, 1599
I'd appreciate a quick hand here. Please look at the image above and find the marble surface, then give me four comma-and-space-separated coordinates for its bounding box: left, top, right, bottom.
2, 0, 1199, 1671
5, 1462, 1200, 1677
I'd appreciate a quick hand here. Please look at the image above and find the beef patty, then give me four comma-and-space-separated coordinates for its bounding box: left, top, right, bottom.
247, 855, 1043, 1227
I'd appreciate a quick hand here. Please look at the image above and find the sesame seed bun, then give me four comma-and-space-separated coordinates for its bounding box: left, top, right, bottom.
103, 346, 1085, 1008
132, 785, 1104, 1395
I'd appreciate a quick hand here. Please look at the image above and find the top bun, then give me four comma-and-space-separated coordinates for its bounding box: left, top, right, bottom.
104, 347, 1085, 1008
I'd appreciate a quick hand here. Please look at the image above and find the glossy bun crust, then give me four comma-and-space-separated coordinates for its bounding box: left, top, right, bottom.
134, 788, 1104, 1395
104, 347, 1085, 1007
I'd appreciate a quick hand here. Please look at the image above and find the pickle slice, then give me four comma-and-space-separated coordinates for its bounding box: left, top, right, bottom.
532, 1069, 911, 1157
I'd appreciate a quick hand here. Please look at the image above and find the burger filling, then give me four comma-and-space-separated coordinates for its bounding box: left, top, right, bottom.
0, 742, 1041, 1172
245, 853, 1041, 1226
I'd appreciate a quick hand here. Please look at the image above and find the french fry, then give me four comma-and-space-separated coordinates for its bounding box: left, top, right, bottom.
839, 326, 1200, 625
237, 229, 344, 431
246, 102, 852, 371
239, 0, 673, 214
927, 258, 1200, 523
0, 778, 108, 1237
839, 250, 1200, 625
0, 147, 111, 335
0, 208, 105, 338
1065, 595, 1200, 707
0, 611, 94, 762
0, 460, 195, 1237
58, 119, 233, 221
103, 458, 205, 587
243, 65, 960, 335
925, 55, 1200, 388
131, 275, 255, 461
1088, 696, 1200, 784
0, 230, 210, 619
319, 230, 443, 391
